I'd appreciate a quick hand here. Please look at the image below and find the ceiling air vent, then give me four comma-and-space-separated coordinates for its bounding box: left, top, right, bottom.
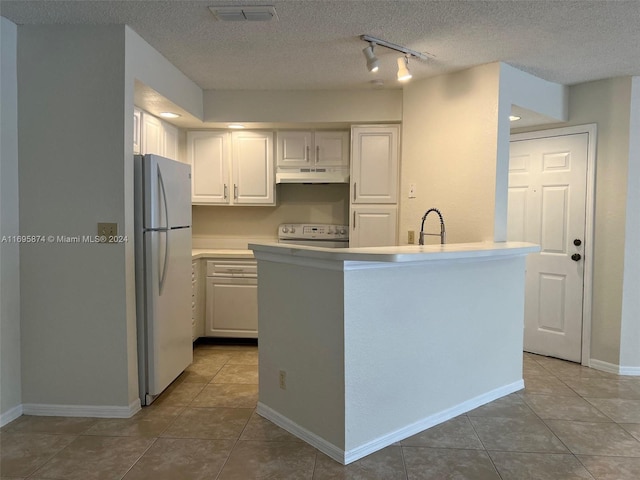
208, 5, 279, 22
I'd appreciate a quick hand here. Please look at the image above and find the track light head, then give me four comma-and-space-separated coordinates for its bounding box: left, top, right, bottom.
362, 42, 379, 73
397, 56, 412, 82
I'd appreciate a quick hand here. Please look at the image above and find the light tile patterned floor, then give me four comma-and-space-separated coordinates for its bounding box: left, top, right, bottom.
2, 345, 640, 479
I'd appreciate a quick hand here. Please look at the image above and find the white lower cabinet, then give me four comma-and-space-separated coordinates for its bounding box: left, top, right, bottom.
350, 205, 398, 247
205, 259, 258, 338
191, 260, 204, 341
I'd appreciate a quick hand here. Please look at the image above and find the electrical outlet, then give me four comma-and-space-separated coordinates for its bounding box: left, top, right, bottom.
408, 230, 415, 244
97, 223, 117, 243
279, 370, 287, 390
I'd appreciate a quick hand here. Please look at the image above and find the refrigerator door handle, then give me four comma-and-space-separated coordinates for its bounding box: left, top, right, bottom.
158, 230, 170, 295
157, 165, 169, 229
157, 166, 171, 295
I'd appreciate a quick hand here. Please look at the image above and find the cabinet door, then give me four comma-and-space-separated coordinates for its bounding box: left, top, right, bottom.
315, 131, 349, 168
141, 112, 164, 156
133, 108, 142, 155
350, 205, 398, 247
351, 126, 399, 204
163, 122, 179, 161
231, 131, 275, 205
187, 131, 230, 204
277, 131, 312, 168
205, 277, 258, 338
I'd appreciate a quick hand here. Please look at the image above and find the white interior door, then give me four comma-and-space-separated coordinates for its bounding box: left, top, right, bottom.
508, 132, 589, 362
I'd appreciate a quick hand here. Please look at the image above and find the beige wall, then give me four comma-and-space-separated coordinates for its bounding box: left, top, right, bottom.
514, 77, 635, 366
400, 63, 502, 244
204, 90, 402, 124
193, 184, 349, 244
16, 24, 204, 412
0, 17, 21, 423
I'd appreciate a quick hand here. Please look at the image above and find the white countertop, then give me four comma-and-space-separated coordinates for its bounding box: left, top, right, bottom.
192, 249, 254, 260
249, 241, 539, 263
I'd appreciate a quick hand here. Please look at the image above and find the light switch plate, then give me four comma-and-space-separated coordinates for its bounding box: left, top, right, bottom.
409, 183, 416, 198
97, 223, 117, 243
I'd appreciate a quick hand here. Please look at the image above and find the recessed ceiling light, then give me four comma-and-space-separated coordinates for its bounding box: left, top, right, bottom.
228, 124, 245, 129
509, 115, 521, 122
159, 112, 181, 119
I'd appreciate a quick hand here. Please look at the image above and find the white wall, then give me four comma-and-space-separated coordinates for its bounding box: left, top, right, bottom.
0, 17, 22, 424
619, 76, 640, 369
204, 89, 402, 124
400, 63, 502, 244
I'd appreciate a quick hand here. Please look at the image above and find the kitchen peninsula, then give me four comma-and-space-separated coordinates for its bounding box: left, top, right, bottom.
249, 241, 539, 465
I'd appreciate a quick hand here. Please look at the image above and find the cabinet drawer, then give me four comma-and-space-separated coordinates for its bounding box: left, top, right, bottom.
206, 260, 257, 277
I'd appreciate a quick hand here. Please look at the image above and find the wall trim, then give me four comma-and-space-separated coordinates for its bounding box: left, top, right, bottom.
21, 399, 141, 418
510, 124, 597, 367
258, 380, 523, 465
0, 404, 24, 427
591, 359, 640, 376
257, 402, 345, 464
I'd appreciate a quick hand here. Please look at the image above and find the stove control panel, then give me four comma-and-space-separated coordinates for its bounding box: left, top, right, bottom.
279, 224, 349, 241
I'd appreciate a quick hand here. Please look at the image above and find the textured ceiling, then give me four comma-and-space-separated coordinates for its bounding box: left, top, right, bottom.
2, 0, 639, 91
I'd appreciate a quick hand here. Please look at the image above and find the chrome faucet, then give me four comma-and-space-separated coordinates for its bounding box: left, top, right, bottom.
419, 208, 446, 245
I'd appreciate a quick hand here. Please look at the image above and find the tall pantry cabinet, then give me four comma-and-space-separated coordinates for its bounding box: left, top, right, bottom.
349, 125, 400, 247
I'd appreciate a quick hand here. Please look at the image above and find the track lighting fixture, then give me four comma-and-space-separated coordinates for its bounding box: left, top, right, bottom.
360, 34, 431, 82
362, 42, 379, 73
397, 56, 412, 82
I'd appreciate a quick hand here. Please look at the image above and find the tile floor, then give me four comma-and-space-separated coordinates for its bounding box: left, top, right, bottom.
2, 344, 640, 479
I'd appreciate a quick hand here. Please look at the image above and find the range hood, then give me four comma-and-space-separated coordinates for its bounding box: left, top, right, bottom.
276, 167, 349, 184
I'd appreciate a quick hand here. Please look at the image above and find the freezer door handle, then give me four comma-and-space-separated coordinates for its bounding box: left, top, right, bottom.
157, 166, 169, 229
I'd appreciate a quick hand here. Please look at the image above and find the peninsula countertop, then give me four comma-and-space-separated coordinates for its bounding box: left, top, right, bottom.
249, 241, 539, 264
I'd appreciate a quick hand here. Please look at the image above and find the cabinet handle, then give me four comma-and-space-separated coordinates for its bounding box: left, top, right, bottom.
234, 184, 238, 199
223, 184, 228, 199
306, 145, 310, 162
353, 182, 357, 201
316, 145, 320, 162
353, 211, 356, 228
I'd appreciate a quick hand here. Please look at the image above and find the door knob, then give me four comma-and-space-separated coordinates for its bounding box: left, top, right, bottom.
571, 253, 582, 261
573, 239, 582, 246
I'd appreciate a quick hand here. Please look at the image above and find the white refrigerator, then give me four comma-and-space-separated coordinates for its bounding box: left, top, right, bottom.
134, 154, 193, 406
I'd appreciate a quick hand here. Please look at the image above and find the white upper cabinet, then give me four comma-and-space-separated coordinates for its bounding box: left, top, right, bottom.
277, 131, 313, 168
188, 131, 229, 204
163, 122, 179, 161
314, 131, 349, 168
277, 131, 349, 168
187, 130, 275, 206
351, 125, 399, 204
232, 131, 275, 205
138, 111, 179, 161
133, 108, 141, 155
141, 112, 164, 156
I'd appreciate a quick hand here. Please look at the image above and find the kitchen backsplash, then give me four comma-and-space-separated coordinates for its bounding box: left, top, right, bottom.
192, 183, 349, 248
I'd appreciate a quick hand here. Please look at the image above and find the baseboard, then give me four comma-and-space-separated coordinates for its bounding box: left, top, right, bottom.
0, 404, 24, 427
258, 379, 524, 465
21, 398, 141, 418
590, 359, 640, 376
257, 403, 346, 463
